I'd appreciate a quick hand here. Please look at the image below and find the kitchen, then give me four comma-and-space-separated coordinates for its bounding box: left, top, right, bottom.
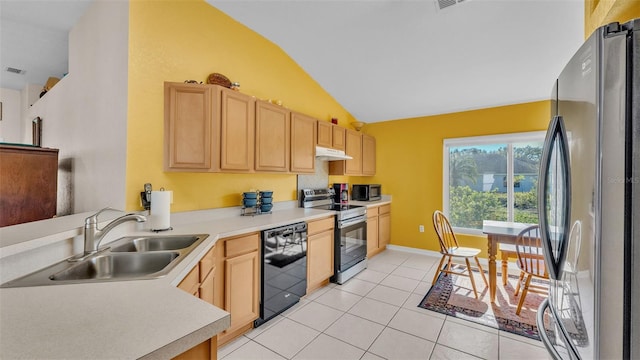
0, 0, 638, 359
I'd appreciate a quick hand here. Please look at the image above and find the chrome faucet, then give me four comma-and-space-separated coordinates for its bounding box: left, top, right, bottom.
83, 208, 147, 256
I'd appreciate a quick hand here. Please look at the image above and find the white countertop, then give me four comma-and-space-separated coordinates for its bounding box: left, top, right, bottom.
350, 196, 392, 208
0, 206, 337, 359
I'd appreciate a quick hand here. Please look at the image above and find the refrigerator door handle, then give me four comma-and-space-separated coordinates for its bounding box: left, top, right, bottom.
537, 299, 563, 360
538, 115, 572, 280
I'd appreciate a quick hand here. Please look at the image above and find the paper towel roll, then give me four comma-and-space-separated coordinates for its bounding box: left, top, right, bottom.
150, 190, 172, 231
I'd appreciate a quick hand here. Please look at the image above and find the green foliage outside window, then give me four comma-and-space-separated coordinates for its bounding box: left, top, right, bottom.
447, 142, 542, 230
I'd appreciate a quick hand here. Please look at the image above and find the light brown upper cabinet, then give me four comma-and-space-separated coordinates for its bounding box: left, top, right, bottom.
166, 82, 325, 174
329, 129, 362, 175
332, 125, 346, 151
290, 112, 317, 174
255, 100, 290, 172
164, 82, 217, 171
329, 130, 376, 176
317, 121, 332, 148
165, 82, 255, 172
317, 121, 346, 151
362, 133, 376, 176
219, 88, 255, 172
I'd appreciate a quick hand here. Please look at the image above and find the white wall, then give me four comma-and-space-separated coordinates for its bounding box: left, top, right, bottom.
21, 84, 43, 115
24, 1, 129, 214
0, 88, 22, 143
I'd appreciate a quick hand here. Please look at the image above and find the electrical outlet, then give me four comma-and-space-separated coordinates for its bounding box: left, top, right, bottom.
419, 225, 425, 233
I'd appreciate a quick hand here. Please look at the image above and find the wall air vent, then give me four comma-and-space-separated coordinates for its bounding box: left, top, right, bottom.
436, 0, 468, 11
5, 67, 26, 75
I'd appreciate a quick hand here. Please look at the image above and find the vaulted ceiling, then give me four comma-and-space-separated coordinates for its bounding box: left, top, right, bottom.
1, 0, 584, 123
208, 0, 584, 122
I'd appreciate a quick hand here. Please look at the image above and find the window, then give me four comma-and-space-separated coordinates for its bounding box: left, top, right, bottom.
443, 132, 546, 233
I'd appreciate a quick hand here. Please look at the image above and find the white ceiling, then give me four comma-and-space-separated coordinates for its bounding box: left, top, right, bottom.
0, 0, 93, 91
209, 0, 584, 122
0, 0, 584, 123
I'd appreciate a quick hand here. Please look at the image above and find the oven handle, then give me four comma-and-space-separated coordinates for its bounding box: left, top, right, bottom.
338, 216, 367, 229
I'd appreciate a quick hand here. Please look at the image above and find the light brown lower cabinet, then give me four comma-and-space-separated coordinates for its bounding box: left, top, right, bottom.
215, 232, 260, 346
378, 205, 391, 248
366, 204, 391, 258
224, 251, 260, 332
306, 217, 335, 294
175, 246, 218, 360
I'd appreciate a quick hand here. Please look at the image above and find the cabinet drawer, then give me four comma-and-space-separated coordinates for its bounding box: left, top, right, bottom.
379, 204, 391, 215
307, 217, 334, 236
366, 207, 379, 218
199, 245, 216, 281
225, 233, 259, 258
178, 265, 200, 295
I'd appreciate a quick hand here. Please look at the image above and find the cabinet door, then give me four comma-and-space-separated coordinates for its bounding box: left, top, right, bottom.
255, 101, 290, 172
177, 265, 200, 296
0, 146, 58, 227
362, 134, 376, 176
225, 250, 259, 332
344, 129, 363, 175
317, 121, 332, 148
366, 210, 379, 258
220, 88, 255, 172
173, 336, 217, 360
164, 82, 216, 171
200, 268, 215, 305
307, 229, 334, 293
378, 212, 391, 248
290, 112, 317, 174
332, 125, 346, 151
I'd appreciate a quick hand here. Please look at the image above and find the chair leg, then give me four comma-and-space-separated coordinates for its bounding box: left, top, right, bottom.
445, 257, 453, 275
501, 252, 508, 286
465, 258, 479, 299
516, 274, 533, 315
432, 255, 446, 284
474, 256, 489, 287
514, 271, 525, 296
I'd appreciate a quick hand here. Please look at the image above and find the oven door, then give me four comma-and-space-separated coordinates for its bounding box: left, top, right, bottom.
336, 216, 367, 272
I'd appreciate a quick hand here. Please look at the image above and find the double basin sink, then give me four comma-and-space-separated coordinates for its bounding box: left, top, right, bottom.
1, 234, 208, 288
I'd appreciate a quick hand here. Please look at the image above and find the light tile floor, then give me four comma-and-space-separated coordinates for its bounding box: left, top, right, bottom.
218, 249, 551, 360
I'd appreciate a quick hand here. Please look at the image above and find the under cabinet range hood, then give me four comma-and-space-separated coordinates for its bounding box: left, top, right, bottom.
315, 146, 352, 161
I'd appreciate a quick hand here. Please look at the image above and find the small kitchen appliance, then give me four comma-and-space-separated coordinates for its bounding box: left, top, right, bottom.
332, 183, 349, 205
351, 184, 382, 201
300, 188, 367, 284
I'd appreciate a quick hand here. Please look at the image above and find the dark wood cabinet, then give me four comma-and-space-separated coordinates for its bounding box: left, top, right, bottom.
0, 144, 58, 227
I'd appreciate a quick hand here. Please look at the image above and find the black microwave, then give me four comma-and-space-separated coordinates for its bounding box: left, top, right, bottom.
352, 184, 381, 201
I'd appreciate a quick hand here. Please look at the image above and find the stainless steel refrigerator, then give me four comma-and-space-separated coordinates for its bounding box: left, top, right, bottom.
536, 19, 639, 359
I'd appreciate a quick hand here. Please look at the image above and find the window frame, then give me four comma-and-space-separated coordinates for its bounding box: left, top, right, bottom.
443, 131, 546, 235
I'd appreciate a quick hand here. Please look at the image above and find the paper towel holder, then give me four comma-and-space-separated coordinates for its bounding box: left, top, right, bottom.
150, 187, 173, 232
140, 183, 152, 210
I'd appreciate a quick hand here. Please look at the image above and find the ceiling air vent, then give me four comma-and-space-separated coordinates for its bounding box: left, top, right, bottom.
436, 0, 468, 11
6, 67, 26, 75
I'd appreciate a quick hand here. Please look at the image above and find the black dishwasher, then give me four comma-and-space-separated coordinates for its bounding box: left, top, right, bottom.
254, 222, 307, 327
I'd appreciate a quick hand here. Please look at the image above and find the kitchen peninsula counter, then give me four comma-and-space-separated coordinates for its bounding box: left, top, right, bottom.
0, 205, 336, 359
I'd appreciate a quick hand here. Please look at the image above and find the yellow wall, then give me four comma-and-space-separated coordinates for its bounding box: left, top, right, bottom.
126, 0, 358, 211
585, 0, 640, 38
351, 101, 550, 256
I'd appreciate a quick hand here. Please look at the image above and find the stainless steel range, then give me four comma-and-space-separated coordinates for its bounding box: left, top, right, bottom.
300, 188, 367, 284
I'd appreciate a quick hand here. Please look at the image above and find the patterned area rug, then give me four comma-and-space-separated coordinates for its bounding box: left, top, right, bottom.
418, 266, 550, 341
